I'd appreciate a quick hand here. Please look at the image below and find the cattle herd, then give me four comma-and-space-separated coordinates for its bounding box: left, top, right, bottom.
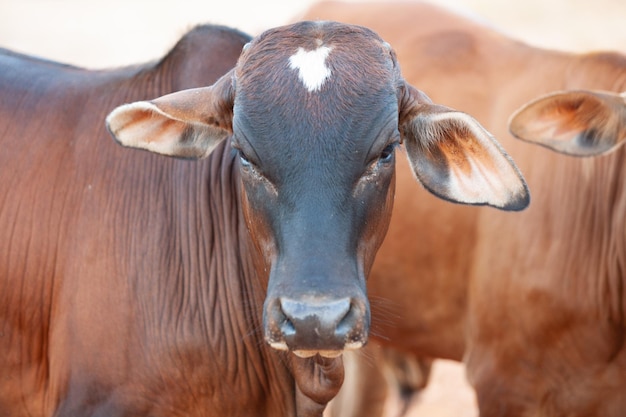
0, 1, 624, 417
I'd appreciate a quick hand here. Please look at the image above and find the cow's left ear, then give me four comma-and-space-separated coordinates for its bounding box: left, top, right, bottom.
398, 84, 530, 211
106, 69, 235, 159
509, 90, 626, 157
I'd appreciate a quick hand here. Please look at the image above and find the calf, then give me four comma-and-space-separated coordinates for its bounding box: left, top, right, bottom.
0, 20, 527, 417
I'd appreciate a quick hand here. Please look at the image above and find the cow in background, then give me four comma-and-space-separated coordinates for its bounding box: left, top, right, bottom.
0, 20, 528, 417
300, 2, 626, 416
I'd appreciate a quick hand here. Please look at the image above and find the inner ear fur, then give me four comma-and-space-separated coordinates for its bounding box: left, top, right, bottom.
398, 82, 530, 211
106, 69, 235, 159
508, 89, 626, 157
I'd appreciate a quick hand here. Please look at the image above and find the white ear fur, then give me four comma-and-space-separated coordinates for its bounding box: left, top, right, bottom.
509, 90, 626, 157
106, 71, 235, 159
402, 105, 529, 211
106, 100, 230, 159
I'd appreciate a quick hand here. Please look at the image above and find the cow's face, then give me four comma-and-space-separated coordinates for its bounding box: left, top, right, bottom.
106, 21, 529, 358
232, 22, 400, 356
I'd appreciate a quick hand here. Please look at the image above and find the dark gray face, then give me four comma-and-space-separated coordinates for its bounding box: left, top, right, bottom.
232, 21, 401, 357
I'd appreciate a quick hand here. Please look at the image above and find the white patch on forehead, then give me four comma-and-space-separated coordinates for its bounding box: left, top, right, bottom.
288, 46, 333, 92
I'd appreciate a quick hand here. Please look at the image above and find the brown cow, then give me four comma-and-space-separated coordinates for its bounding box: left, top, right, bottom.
300, 2, 626, 417
0, 20, 528, 417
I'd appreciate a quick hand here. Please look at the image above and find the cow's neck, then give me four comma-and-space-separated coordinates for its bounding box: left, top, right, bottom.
508, 140, 626, 330
564, 148, 626, 327
117, 141, 297, 416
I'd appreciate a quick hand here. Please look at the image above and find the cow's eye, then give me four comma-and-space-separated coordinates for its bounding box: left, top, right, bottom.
379, 143, 397, 164
238, 150, 252, 168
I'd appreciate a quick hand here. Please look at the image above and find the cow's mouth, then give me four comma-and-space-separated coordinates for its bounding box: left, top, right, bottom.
269, 340, 365, 358
293, 350, 343, 359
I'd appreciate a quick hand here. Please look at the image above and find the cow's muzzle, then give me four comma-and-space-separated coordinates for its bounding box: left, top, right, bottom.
264, 296, 369, 357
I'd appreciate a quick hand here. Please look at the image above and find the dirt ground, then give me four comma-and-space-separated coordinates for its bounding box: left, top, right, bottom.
1, 1, 623, 416
391, 359, 478, 417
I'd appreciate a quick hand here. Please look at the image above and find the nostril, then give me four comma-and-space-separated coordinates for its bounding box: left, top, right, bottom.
281, 315, 296, 338
265, 298, 292, 351
337, 300, 368, 349
335, 304, 356, 335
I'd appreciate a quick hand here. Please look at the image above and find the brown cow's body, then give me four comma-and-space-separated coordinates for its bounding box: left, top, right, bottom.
0, 19, 530, 417
0, 26, 297, 417
301, 2, 626, 417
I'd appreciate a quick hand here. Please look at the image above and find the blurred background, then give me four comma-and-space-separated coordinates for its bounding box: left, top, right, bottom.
1, 0, 625, 68
1, 1, 623, 416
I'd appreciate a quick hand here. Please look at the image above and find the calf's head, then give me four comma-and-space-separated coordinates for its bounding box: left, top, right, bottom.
106, 21, 529, 358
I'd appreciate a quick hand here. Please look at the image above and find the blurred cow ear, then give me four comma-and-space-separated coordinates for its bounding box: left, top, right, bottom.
398, 83, 529, 211
106, 69, 235, 159
508, 90, 626, 157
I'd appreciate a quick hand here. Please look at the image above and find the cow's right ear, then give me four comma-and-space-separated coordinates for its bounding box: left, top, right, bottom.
106, 69, 235, 159
509, 90, 626, 157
